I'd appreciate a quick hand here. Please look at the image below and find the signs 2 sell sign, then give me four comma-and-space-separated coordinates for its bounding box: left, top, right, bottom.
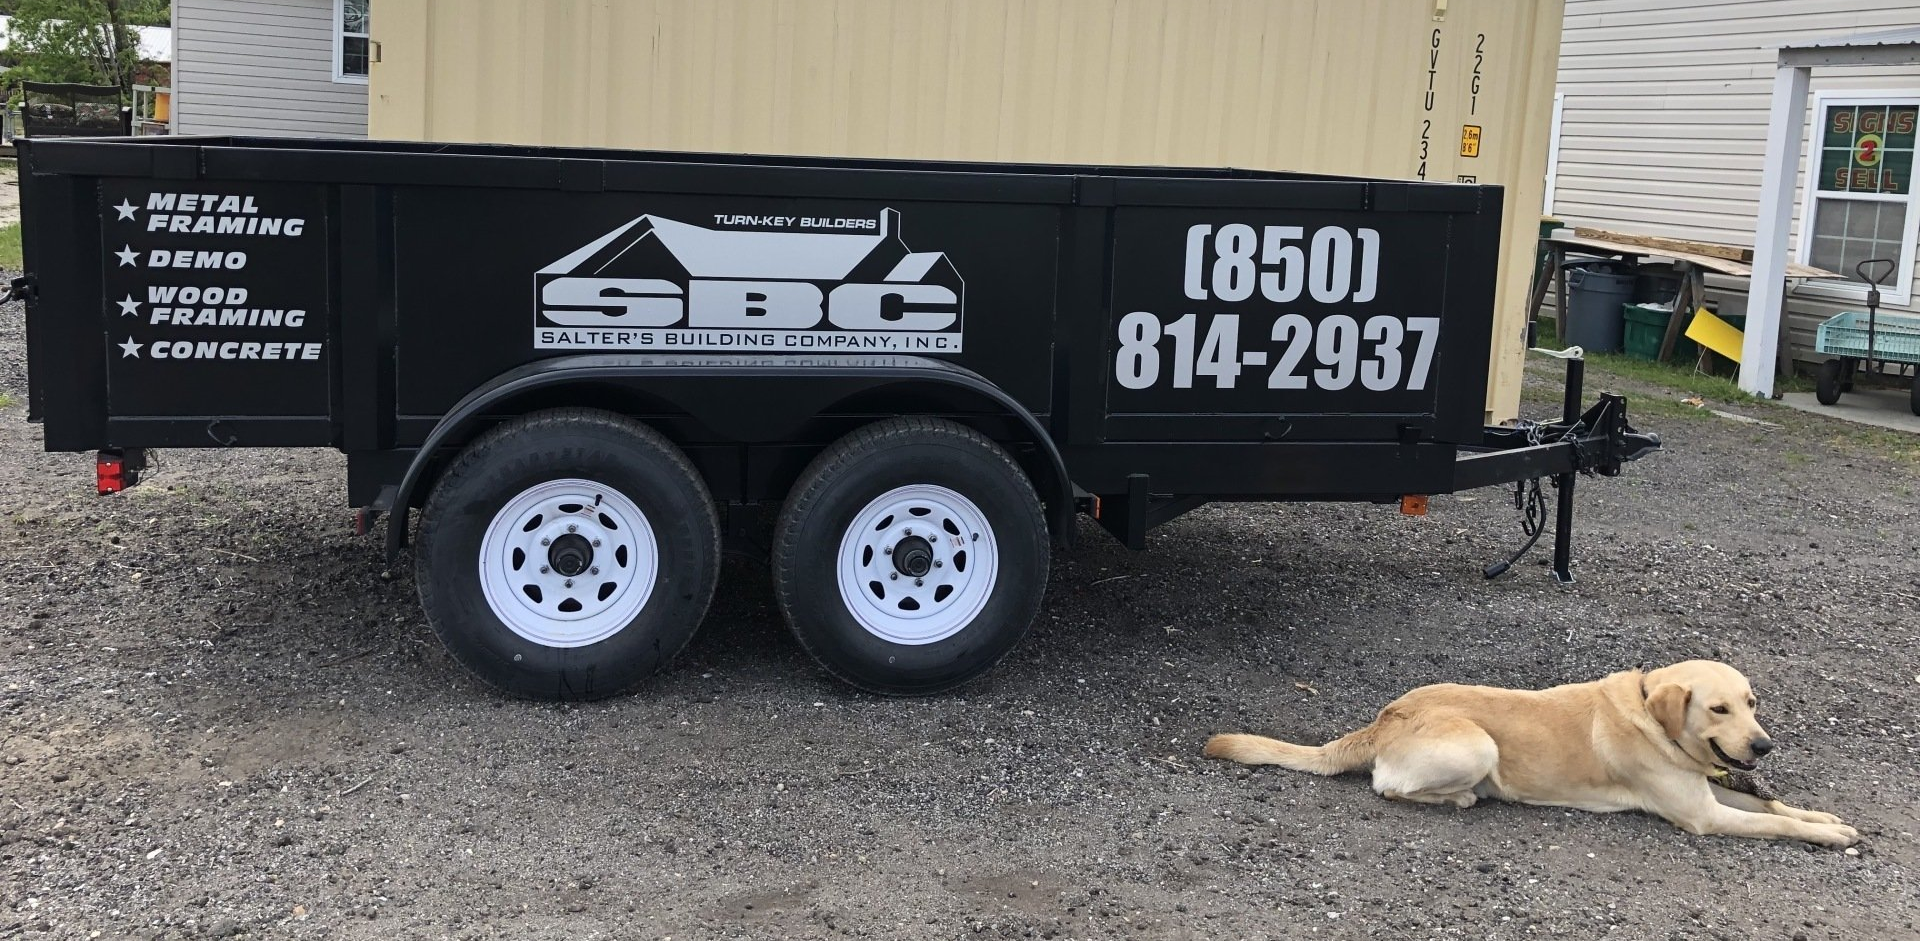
1819, 104, 1917, 195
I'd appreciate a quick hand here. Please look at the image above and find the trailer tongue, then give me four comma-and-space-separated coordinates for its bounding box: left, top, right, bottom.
16, 135, 1658, 700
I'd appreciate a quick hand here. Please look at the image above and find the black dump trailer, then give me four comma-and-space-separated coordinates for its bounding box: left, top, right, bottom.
13, 136, 1659, 700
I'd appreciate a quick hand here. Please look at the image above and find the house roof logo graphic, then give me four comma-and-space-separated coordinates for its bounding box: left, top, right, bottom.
541, 208, 960, 287
535, 207, 967, 353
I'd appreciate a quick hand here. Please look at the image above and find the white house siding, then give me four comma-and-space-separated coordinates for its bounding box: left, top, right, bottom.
173, 0, 367, 138
1552, 0, 1920, 366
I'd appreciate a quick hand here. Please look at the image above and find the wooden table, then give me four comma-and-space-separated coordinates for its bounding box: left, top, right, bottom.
1526, 229, 1842, 372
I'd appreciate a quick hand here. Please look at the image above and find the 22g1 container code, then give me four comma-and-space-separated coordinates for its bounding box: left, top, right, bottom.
1114, 223, 1440, 393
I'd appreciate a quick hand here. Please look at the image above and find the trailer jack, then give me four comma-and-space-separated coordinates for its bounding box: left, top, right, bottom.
1471, 357, 1662, 584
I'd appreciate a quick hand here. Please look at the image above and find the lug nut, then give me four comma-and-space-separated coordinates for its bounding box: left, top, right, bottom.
590, 566, 599, 575
541, 537, 551, 546
884, 546, 893, 555
914, 578, 924, 587
934, 560, 943, 568
592, 539, 601, 547
567, 524, 578, 533
540, 565, 550, 574
889, 572, 898, 580
564, 578, 574, 588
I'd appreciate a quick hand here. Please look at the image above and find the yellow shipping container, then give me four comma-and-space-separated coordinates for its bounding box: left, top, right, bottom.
368, 0, 1563, 422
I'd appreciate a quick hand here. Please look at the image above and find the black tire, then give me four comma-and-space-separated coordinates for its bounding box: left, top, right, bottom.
415, 408, 720, 700
1910, 376, 1920, 417
1816, 359, 1844, 406
772, 418, 1049, 696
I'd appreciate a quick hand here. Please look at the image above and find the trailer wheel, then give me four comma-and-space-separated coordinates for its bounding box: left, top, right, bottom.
415, 409, 720, 700
772, 418, 1048, 696
1910, 376, 1920, 417
1816, 359, 1844, 406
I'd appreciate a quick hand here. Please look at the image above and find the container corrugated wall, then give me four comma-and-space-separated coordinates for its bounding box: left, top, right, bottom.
368, 0, 1563, 422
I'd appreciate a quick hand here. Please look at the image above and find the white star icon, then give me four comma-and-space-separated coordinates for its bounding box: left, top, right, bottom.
117, 294, 141, 317
118, 337, 142, 358
115, 244, 140, 267
113, 199, 137, 221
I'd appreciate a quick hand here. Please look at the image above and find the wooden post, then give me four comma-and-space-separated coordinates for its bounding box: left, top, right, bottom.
1552, 247, 1568, 344
1656, 262, 1694, 363
1776, 281, 1795, 383
1526, 242, 1557, 327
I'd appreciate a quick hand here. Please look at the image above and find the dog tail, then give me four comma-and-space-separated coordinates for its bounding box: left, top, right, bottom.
1201, 725, 1377, 775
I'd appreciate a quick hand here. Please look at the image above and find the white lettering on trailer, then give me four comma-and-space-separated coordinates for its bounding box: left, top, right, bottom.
147, 214, 306, 237
146, 193, 259, 213
1182, 224, 1380, 305
147, 286, 250, 305
147, 340, 321, 360
149, 308, 306, 328
109, 187, 328, 375
536, 328, 959, 352
148, 250, 248, 270
687, 280, 826, 329
708, 215, 881, 231
540, 278, 684, 328
538, 279, 961, 333
1113, 311, 1440, 393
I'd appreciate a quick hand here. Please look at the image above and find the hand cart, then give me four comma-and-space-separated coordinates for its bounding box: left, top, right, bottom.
1813, 258, 1920, 416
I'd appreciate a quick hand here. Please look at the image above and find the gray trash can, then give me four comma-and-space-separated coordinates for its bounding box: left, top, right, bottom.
1562, 263, 1633, 353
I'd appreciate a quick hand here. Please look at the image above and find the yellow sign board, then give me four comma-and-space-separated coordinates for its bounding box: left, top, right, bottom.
1460, 125, 1482, 158
1684, 308, 1744, 364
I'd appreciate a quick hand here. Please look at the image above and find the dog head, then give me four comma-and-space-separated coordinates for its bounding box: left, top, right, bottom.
1642, 660, 1773, 772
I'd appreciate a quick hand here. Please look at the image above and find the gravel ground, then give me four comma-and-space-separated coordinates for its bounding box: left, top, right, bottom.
3, 286, 1918, 941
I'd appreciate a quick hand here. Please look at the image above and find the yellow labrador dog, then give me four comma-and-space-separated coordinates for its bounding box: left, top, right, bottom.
1203, 660, 1857, 847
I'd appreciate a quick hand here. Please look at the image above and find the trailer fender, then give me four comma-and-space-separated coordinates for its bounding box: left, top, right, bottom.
385, 354, 1072, 559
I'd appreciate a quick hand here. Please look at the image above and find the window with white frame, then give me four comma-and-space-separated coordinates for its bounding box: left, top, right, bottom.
336, 0, 371, 83
1798, 94, 1919, 306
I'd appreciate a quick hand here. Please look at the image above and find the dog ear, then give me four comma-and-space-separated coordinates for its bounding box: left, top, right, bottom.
1647, 683, 1691, 740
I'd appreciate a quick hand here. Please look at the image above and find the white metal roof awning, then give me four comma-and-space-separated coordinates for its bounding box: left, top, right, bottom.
1774, 25, 1920, 67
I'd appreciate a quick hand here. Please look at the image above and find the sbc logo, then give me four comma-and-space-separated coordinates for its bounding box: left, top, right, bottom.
535, 208, 965, 350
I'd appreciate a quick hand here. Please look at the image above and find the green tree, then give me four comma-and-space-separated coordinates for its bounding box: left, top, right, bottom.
4, 0, 168, 102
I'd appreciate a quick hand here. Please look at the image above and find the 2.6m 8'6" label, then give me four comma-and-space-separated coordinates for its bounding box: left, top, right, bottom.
1107, 210, 1450, 415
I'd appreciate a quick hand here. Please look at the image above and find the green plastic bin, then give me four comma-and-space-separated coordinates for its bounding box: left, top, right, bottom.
1621, 304, 1744, 363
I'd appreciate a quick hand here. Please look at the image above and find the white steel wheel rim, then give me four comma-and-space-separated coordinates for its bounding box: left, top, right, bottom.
836, 484, 999, 646
478, 478, 659, 648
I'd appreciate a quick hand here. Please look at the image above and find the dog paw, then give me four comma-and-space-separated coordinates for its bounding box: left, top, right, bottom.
1795, 809, 1846, 827
1809, 823, 1860, 849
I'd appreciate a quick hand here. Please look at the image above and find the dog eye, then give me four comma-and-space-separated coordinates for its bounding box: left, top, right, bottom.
1710, 705, 1731, 715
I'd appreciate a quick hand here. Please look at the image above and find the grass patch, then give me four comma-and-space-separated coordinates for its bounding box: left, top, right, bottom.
0, 222, 20, 271
1533, 317, 1811, 404
0, 392, 13, 409
1615, 392, 1721, 423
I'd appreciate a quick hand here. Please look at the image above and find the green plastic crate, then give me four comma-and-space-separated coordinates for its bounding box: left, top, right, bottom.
1621, 304, 1744, 362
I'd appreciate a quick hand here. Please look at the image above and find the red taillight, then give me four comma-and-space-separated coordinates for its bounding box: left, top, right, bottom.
96, 454, 127, 495
95, 449, 146, 495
